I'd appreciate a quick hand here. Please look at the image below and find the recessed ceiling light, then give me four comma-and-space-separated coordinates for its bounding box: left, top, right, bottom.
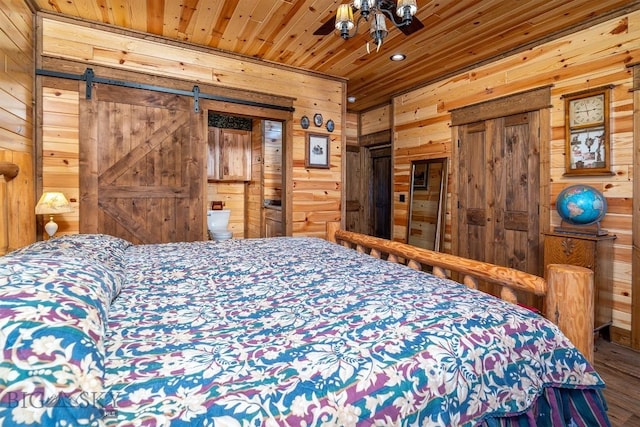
347, 96, 356, 103
390, 53, 406, 61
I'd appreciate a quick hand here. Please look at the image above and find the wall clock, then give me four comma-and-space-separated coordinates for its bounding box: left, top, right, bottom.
569, 94, 605, 127
563, 86, 613, 176
313, 113, 323, 127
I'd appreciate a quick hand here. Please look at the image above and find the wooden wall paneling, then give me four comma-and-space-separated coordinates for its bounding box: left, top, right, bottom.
0, 0, 35, 248
38, 17, 343, 240
389, 11, 639, 344
38, 48, 341, 242
0, 0, 34, 153
633, 69, 640, 349
360, 104, 392, 136
345, 112, 359, 146
245, 119, 263, 238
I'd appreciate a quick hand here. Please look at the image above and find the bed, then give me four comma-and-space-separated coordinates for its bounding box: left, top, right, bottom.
0, 225, 610, 426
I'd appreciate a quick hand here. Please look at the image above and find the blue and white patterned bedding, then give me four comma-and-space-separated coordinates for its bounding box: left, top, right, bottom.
1, 235, 610, 426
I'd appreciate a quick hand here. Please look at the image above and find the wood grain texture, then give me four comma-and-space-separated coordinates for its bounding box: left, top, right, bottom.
39, 16, 341, 241
0, 1, 35, 248
633, 72, 640, 349
591, 340, 640, 426
0, 162, 19, 180
546, 264, 595, 362
333, 228, 547, 296
326, 223, 595, 364
0, 0, 34, 152
0, 150, 35, 251
0, 160, 19, 254
390, 11, 640, 345
29, 0, 640, 112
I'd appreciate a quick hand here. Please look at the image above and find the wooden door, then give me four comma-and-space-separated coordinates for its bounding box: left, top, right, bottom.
457, 112, 541, 298
80, 84, 205, 244
208, 128, 251, 181
345, 145, 366, 234
370, 146, 392, 239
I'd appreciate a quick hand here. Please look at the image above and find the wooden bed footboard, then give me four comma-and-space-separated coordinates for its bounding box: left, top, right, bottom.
326, 222, 596, 363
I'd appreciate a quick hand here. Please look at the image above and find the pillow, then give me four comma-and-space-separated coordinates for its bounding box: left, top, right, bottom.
8, 234, 132, 301
0, 256, 112, 425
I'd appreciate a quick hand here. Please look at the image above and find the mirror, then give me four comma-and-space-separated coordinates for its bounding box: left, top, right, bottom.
407, 158, 448, 252
263, 120, 283, 207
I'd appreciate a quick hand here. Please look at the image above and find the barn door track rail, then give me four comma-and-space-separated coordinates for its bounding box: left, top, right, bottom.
36, 68, 295, 113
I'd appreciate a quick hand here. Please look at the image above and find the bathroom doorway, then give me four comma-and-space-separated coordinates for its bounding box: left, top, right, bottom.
201, 98, 293, 240
262, 120, 284, 237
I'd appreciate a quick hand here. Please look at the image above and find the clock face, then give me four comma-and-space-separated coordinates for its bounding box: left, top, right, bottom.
570, 94, 605, 127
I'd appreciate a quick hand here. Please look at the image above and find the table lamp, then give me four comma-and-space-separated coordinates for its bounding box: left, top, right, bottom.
35, 192, 74, 238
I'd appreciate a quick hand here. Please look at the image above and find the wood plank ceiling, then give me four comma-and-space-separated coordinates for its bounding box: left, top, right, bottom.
31, 0, 640, 112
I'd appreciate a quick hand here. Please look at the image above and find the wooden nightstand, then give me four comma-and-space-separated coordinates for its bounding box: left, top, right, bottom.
543, 232, 616, 339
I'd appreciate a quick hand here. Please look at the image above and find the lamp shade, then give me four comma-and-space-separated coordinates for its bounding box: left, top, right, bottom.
335, 4, 354, 31
35, 192, 74, 215
397, 0, 418, 18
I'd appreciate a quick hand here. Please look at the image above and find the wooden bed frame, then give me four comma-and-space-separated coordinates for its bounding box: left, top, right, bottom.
326, 221, 597, 363
0, 160, 20, 256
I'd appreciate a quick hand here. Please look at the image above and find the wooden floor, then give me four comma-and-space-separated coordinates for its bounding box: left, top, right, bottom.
594, 339, 640, 426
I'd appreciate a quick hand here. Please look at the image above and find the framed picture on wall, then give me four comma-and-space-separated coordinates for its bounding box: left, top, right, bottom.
563, 86, 614, 176
305, 133, 330, 169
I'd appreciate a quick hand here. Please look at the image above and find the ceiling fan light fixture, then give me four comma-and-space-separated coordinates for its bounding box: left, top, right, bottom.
353, 0, 375, 18
335, 4, 355, 38
397, 0, 418, 23
332, 0, 419, 51
370, 13, 388, 47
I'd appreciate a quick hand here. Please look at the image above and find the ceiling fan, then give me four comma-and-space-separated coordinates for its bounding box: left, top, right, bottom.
313, 0, 425, 37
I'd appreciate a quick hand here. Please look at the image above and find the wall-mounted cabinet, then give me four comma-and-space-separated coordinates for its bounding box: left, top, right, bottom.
207, 128, 251, 181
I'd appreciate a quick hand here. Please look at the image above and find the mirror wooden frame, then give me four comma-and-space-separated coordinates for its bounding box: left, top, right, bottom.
407, 157, 448, 252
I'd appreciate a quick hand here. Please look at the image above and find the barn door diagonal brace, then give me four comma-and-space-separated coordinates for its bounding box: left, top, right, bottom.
36, 67, 295, 113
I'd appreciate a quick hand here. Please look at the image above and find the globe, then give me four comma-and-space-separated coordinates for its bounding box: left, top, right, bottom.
556, 184, 607, 226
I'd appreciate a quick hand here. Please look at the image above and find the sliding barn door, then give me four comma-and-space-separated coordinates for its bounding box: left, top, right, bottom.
456, 112, 541, 299
80, 84, 205, 244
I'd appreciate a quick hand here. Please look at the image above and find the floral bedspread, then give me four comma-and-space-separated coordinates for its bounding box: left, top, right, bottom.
103, 237, 608, 426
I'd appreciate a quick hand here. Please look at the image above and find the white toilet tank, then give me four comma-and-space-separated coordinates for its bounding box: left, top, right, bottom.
207, 209, 232, 241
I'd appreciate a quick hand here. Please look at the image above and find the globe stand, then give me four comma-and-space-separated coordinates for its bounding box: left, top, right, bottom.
554, 220, 608, 236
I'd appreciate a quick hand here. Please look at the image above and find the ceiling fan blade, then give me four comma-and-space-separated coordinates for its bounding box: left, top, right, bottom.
314, 16, 337, 36
398, 15, 424, 35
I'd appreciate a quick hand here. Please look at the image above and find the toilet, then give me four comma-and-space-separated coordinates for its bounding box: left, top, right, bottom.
207, 209, 233, 241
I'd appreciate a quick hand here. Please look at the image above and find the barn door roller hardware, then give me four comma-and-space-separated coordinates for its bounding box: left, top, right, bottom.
36, 68, 295, 113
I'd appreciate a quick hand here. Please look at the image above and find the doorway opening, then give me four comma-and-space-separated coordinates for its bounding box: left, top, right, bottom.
369, 145, 392, 239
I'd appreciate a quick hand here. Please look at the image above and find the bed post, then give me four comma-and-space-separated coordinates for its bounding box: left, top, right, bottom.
0, 161, 19, 255
545, 264, 595, 363
326, 221, 340, 243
